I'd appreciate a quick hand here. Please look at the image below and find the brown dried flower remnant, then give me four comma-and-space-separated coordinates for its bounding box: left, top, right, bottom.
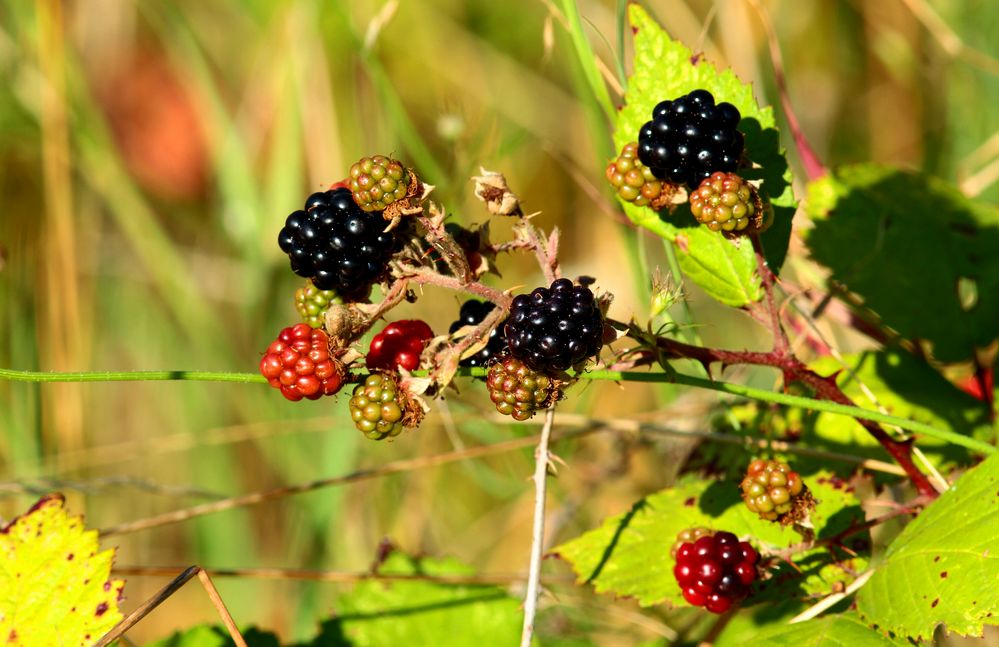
472, 169, 523, 217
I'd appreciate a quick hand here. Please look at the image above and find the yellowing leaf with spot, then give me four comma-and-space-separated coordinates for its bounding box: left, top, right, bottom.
0, 494, 124, 646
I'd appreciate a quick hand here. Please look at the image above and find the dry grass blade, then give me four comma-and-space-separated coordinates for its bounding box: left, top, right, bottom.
113, 565, 575, 587
94, 566, 248, 647
100, 426, 599, 537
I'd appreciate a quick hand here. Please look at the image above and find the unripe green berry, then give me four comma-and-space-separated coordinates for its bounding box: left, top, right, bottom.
740, 459, 808, 522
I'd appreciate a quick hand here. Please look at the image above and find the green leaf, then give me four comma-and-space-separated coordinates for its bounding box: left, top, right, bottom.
553, 474, 864, 607
740, 613, 906, 646
805, 164, 999, 362
148, 625, 282, 647
807, 351, 993, 468
615, 5, 796, 307
0, 494, 124, 645
327, 552, 525, 646
856, 452, 999, 640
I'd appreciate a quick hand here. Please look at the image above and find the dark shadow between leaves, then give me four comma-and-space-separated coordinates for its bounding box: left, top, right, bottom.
583, 498, 649, 585
697, 479, 742, 518
808, 169, 999, 363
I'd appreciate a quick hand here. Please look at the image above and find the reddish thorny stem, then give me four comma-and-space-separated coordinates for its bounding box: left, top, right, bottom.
612, 237, 938, 500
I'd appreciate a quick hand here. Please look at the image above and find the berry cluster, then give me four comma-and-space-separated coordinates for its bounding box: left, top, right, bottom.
349, 155, 410, 212
295, 281, 342, 328
277, 188, 401, 300
366, 320, 434, 372
448, 300, 507, 368
486, 356, 557, 421
689, 172, 760, 233
637, 89, 743, 189
740, 459, 807, 522
349, 373, 405, 440
259, 324, 344, 401
606, 141, 667, 208
672, 529, 758, 614
505, 278, 603, 374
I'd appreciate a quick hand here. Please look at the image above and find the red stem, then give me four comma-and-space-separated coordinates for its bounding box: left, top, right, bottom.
637, 332, 938, 499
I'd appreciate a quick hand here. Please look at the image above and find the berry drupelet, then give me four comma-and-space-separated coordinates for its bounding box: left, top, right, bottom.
486, 355, 558, 421
277, 188, 402, 301
348, 373, 405, 440
348, 155, 410, 212
259, 323, 344, 402
740, 459, 808, 522
637, 89, 744, 189
672, 529, 758, 614
504, 278, 604, 374
366, 320, 434, 372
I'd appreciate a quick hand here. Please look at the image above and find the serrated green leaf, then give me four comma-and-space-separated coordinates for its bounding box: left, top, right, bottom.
805, 164, 999, 362
327, 552, 524, 646
552, 474, 863, 607
615, 5, 796, 307
808, 351, 993, 468
0, 494, 123, 646
741, 613, 906, 646
856, 452, 999, 640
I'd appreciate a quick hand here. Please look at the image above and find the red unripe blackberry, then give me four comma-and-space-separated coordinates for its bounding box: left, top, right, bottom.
606, 141, 666, 208
260, 323, 345, 401
448, 299, 508, 368
277, 188, 402, 300
348, 155, 410, 212
689, 172, 767, 234
504, 278, 604, 374
485, 355, 558, 421
295, 281, 342, 328
671, 528, 758, 614
637, 89, 744, 188
349, 373, 405, 440
740, 458, 809, 522
366, 320, 434, 372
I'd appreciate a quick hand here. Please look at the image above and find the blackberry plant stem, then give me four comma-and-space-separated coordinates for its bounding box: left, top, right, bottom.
0, 368, 266, 383
521, 406, 556, 647
1, 367, 990, 455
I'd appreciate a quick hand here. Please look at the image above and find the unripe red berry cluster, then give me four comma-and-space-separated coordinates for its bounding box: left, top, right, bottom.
673, 530, 758, 614
260, 323, 343, 401
365, 320, 434, 372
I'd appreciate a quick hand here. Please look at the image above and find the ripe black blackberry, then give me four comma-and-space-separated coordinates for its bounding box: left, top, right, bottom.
448, 299, 507, 368
277, 188, 402, 301
637, 89, 743, 189
504, 278, 603, 374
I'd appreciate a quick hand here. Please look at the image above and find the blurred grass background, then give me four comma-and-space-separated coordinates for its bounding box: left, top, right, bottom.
1, 0, 997, 643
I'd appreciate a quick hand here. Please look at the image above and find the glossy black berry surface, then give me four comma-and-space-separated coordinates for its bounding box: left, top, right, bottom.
448, 299, 508, 368
277, 188, 401, 300
637, 89, 743, 189
504, 278, 603, 374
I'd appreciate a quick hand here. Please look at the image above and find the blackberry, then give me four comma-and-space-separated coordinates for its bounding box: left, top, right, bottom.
295, 281, 343, 328
366, 320, 435, 372
448, 299, 507, 368
672, 529, 758, 614
486, 355, 558, 421
259, 323, 345, 401
606, 141, 667, 208
349, 373, 405, 440
277, 188, 402, 300
637, 89, 743, 189
689, 172, 766, 234
348, 155, 410, 212
504, 278, 604, 374
740, 459, 813, 523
